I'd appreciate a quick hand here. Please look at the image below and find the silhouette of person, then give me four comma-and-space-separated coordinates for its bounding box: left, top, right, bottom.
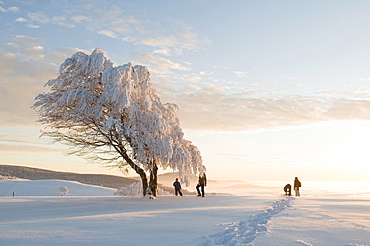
284, 184, 291, 196
294, 177, 301, 196
196, 173, 207, 197
173, 178, 183, 196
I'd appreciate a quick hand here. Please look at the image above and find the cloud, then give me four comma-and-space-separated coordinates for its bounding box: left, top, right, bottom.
133, 53, 191, 74
27, 23, 40, 28
0, 53, 55, 126
153, 47, 171, 56
1, 35, 90, 64
0, 36, 91, 126
141, 35, 177, 47
0, 142, 59, 153
0, 5, 19, 12
152, 24, 206, 56
152, 80, 370, 132
98, 29, 117, 38
51, 16, 75, 28
15, 17, 27, 22
8, 6, 19, 12
77, 5, 205, 56
3, 36, 370, 133
127, 53, 370, 132
8, 2, 205, 56
234, 71, 247, 78
217, 153, 305, 166
0, 134, 63, 153
139, 26, 200, 56
24, 11, 75, 28
2, 35, 47, 61
28, 11, 50, 23
71, 15, 88, 23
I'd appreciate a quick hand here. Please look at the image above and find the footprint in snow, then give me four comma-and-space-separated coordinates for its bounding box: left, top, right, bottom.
198, 197, 293, 246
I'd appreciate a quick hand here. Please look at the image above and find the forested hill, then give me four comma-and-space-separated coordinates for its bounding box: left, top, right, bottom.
0, 165, 138, 189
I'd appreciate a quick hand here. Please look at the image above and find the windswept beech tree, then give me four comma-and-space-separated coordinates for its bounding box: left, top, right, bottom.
33, 49, 205, 197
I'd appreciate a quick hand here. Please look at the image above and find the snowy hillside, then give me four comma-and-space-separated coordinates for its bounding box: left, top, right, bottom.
0, 164, 138, 189
1, 179, 370, 245
0, 179, 116, 196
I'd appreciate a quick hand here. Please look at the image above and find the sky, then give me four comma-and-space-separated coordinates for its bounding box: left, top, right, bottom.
1, 0, 370, 183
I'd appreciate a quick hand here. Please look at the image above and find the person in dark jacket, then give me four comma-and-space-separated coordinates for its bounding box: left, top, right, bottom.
294, 177, 301, 196
284, 184, 291, 196
173, 178, 183, 196
196, 173, 207, 197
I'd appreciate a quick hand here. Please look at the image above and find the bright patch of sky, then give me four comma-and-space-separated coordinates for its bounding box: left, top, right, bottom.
1, 0, 370, 182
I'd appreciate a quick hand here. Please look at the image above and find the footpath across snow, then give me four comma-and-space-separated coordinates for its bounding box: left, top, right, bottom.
199, 197, 293, 245
0, 179, 370, 245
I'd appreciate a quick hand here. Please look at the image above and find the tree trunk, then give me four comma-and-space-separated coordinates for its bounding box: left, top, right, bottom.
139, 169, 149, 197
149, 164, 158, 197
120, 151, 148, 196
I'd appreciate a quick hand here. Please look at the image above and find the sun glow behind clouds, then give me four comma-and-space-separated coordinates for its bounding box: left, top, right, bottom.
186, 120, 370, 182
1, 121, 370, 183
318, 120, 370, 171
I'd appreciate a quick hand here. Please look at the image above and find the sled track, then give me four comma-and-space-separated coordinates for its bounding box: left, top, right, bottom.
199, 197, 293, 246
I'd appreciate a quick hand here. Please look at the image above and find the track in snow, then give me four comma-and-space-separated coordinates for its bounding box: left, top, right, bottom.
199, 197, 293, 246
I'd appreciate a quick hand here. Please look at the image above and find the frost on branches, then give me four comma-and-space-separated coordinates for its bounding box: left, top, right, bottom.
33, 48, 205, 197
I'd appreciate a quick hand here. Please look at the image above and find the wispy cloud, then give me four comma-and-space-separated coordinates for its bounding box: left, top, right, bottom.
0, 36, 91, 126
217, 153, 306, 166
139, 26, 201, 56
0, 136, 62, 153
26, 12, 75, 28
71, 15, 88, 23
16, 3, 205, 56
98, 29, 117, 38
3, 35, 370, 132
28, 11, 50, 23
73, 5, 206, 56
15, 17, 27, 22
156, 82, 370, 132
133, 53, 191, 74
234, 71, 247, 78
0, 5, 19, 12
27, 23, 40, 28
8, 6, 19, 12
51, 16, 75, 28
14, 17, 40, 28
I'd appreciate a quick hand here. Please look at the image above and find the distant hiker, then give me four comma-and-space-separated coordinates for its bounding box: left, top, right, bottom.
196, 173, 207, 197
173, 178, 183, 196
283, 184, 291, 196
294, 177, 301, 196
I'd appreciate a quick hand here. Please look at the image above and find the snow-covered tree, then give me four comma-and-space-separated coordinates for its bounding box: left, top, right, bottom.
33, 48, 205, 197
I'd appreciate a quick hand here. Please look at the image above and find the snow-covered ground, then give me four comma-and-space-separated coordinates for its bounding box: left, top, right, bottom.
1, 179, 370, 246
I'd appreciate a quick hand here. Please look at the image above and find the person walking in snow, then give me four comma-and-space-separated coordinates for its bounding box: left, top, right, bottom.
196, 173, 207, 197
173, 178, 183, 196
294, 177, 301, 196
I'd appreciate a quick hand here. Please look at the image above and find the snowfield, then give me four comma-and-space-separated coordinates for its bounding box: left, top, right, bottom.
1, 179, 370, 246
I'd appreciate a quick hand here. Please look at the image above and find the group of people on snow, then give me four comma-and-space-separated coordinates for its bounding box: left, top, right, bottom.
173, 173, 207, 197
173, 174, 301, 197
283, 177, 301, 196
